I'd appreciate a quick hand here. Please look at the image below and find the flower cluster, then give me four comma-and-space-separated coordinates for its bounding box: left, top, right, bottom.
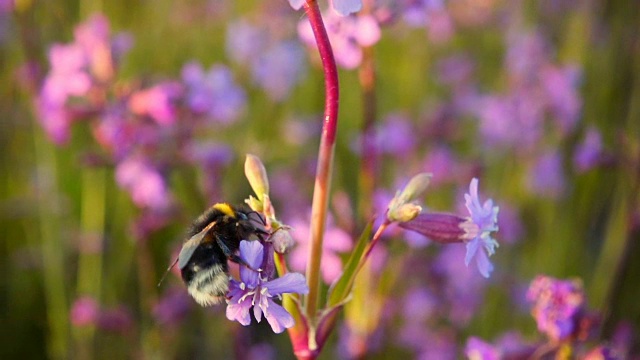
226, 241, 309, 333
37, 14, 246, 231
527, 275, 586, 342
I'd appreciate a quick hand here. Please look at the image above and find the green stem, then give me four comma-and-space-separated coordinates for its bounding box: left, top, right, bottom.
34, 128, 70, 360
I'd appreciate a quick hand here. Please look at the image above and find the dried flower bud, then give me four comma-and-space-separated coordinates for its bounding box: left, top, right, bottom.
271, 227, 295, 254
244, 154, 269, 202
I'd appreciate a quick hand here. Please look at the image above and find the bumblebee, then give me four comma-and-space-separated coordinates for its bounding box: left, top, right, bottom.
161, 203, 268, 306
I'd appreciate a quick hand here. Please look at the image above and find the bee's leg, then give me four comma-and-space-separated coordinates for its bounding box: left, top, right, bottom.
214, 236, 261, 272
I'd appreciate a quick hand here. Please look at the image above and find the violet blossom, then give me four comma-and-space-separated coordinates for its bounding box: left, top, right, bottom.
398, 178, 499, 278
465, 337, 501, 360
462, 178, 499, 278
251, 41, 307, 102
226, 241, 308, 333
181, 62, 246, 124
288, 0, 362, 16
574, 127, 604, 173
527, 151, 565, 198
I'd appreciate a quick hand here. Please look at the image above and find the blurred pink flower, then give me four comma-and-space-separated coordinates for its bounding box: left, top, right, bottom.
288, 0, 362, 16
527, 275, 585, 342
115, 156, 172, 210
70, 296, 100, 327
299, 12, 380, 69
288, 214, 352, 284
128, 82, 182, 126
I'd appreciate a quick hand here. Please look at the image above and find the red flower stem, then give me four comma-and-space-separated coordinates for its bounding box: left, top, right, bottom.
303, 0, 340, 326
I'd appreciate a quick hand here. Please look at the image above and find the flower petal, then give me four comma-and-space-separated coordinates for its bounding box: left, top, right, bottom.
330, 0, 362, 16
239, 240, 263, 286
288, 0, 305, 10
226, 298, 252, 326
264, 299, 295, 333
465, 238, 480, 267
263, 273, 309, 295
475, 246, 494, 278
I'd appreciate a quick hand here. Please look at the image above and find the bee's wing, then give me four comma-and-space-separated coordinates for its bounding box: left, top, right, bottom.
177, 221, 216, 269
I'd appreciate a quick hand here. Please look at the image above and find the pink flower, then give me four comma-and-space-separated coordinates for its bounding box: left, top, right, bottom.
288, 0, 362, 16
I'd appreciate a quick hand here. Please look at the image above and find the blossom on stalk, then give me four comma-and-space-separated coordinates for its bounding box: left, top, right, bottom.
288, 0, 362, 16
226, 241, 308, 333
397, 178, 499, 277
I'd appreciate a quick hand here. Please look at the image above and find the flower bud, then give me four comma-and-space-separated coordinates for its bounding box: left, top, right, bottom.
271, 227, 295, 254
244, 154, 269, 202
386, 172, 432, 223
387, 203, 422, 222
245, 195, 263, 212
398, 212, 467, 244
398, 172, 432, 203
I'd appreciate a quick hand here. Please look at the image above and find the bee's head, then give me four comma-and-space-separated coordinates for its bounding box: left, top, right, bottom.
236, 209, 269, 240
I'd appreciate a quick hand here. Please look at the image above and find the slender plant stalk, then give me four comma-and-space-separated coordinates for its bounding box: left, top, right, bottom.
357, 0, 377, 221
74, 168, 107, 358
34, 128, 70, 360
303, 0, 340, 325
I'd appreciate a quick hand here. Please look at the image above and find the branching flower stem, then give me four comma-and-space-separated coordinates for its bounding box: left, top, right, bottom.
303, 0, 340, 325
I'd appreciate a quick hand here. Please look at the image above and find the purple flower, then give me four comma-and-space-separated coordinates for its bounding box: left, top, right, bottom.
182, 62, 246, 124
402, 0, 454, 44
128, 82, 182, 126
37, 43, 92, 143
541, 64, 582, 133
288, 0, 362, 16
299, 12, 380, 69
422, 146, 458, 186
225, 20, 267, 64
476, 93, 545, 151
70, 296, 100, 327
73, 14, 116, 82
115, 156, 172, 210
574, 127, 604, 173
465, 337, 501, 360
462, 178, 499, 278
252, 41, 307, 102
153, 288, 192, 326
226, 241, 308, 333
527, 151, 565, 198
527, 275, 585, 341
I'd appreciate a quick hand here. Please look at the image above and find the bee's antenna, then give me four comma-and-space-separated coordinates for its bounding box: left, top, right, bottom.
157, 257, 179, 287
